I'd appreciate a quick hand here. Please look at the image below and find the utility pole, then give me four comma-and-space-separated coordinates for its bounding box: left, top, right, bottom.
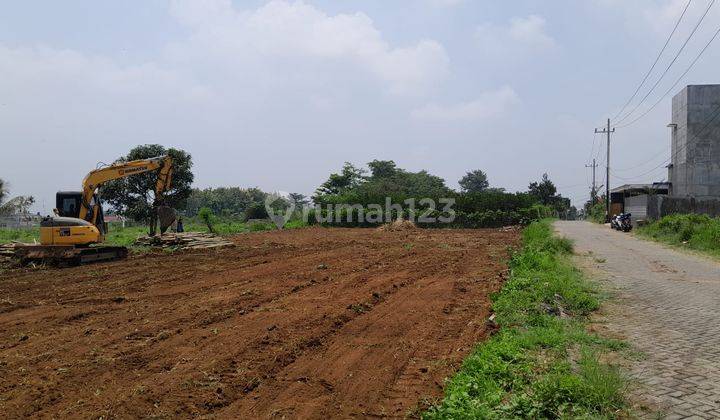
595, 119, 615, 221
585, 158, 598, 201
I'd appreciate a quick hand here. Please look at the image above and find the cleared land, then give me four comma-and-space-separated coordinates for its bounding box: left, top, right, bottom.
0, 226, 518, 418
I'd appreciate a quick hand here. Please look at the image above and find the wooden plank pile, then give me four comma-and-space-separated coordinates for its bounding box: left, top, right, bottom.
0, 243, 23, 265
134, 232, 235, 250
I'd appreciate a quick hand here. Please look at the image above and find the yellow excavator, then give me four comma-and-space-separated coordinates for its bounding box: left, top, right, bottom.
17, 155, 175, 265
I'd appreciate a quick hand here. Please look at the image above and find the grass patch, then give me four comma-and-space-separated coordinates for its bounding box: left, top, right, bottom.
424, 220, 628, 419
637, 213, 720, 258
0, 227, 39, 244
0, 218, 308, 247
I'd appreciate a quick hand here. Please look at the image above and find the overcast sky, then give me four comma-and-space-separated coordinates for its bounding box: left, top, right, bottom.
2, 0, 720, 212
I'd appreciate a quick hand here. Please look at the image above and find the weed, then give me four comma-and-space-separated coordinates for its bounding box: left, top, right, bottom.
424, 220, 628, 419
637, 214, 720, 258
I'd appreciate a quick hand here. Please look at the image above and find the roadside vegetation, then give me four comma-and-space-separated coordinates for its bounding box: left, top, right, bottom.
586, 201, 606, 224
637, 213, 720, 258
425, 220, 628, 419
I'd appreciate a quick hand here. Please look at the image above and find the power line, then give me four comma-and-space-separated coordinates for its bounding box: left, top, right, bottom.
586, 158, 599, 203
611, 0, 693, 122
610, 167, 667, 181
613, 141, 679, 171
615, 22, 720, 128
588, 131, 598, 164
557, 183, 592, 190
614, 0, 717, 125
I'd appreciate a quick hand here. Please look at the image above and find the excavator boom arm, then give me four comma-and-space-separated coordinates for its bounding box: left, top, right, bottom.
78, 156, 173, 222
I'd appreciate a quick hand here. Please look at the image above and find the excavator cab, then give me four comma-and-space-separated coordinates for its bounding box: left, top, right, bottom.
55, 191, 107, 235
56, 191, 82, 218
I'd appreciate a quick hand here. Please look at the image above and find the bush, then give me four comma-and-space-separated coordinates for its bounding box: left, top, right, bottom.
198, 207, 217, 233
244, 202, 269, 221
587, 202, 606, 224
638, 213, 720, 257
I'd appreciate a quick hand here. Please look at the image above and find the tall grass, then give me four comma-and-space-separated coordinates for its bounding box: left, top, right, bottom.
0, 227, 39, 244
637, 213, 720, 258
424, 220, 627, 419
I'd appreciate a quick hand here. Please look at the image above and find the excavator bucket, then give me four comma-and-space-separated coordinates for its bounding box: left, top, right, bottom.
157, 206, 177, 234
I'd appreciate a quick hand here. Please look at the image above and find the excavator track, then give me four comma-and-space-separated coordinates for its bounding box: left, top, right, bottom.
15, 245, 128, 266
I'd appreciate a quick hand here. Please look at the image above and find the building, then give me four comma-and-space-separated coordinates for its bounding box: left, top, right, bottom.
609, 85, 720, 222
610, 183, 670, 221
668, 84, 720, 198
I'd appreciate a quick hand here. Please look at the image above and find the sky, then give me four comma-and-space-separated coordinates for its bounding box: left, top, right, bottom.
2, 0, 720, 213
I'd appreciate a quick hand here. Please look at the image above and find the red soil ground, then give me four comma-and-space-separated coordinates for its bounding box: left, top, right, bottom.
0, 227, 518, 418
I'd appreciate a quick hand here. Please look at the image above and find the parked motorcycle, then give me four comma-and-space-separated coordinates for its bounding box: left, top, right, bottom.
611, 213, 632, 232
619, 213, 633, 232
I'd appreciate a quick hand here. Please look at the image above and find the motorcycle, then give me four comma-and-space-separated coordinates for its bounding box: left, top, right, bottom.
611, 213, 632, 232
619, 213, 633, 232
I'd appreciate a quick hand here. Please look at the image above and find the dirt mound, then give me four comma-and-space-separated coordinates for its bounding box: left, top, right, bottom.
377, 218, 417, 232
0, 227, 518, 418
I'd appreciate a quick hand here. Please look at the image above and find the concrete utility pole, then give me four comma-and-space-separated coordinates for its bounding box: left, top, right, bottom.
585, 158, 598, 201
595, 119, 615, 221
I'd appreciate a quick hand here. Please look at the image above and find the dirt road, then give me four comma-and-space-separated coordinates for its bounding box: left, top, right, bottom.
555, 221, 720, 418
0, 227, 517, 418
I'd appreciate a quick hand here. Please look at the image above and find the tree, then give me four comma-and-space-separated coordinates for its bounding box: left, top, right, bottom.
528, 173, 557, 205
367, 160, 398, 178
288, 193, 309, 209
185, 187, 267, 217
459, 170, 490, 193
100, 144, 194, 230
0, 178, 34, 216
314, 162, 366, 199
244, 202, 268, 220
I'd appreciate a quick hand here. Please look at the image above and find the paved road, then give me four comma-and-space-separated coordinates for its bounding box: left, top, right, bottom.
554, 221, 720, 419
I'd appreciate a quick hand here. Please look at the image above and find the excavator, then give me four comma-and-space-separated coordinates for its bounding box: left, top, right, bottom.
16, 155, 176, 266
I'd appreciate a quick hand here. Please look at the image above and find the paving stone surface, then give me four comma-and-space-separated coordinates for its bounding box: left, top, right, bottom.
554, 221, 720, 419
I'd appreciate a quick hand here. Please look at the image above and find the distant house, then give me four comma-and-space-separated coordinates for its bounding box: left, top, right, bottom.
104, 215, 123, 223
610, 183, 670, 221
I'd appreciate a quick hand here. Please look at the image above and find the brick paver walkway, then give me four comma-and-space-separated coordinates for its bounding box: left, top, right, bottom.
554, 221, 720, 419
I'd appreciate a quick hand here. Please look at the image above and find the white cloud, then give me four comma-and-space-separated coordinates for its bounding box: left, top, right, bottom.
475, 14, 557, 57
411, 86, 520, 122
425, 0, 467, 7
168, 0, 449, 95
0, 1, 453, 208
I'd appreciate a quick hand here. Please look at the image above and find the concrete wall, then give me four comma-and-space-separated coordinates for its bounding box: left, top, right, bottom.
647, 195, 720, 220
625, 195, 649, 221
669, 85, 720, 198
